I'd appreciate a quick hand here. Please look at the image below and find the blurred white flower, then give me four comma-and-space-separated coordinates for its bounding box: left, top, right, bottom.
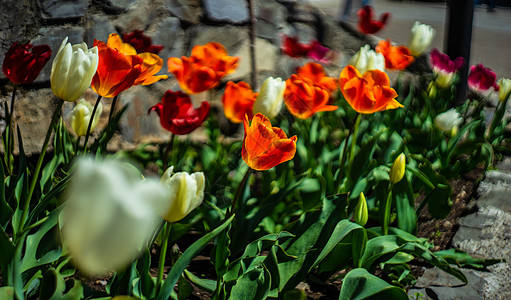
434, 109, 462, 136
408, 22, 435, 56
60, 157, 168, 276
348, 45, 385, 74
498, 78, 511, 102
253, 77, 286, 119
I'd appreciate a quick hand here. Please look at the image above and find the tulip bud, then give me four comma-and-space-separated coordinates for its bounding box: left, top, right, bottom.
498, 78, 511, 102
390, 153, 406, 184
427, 81, 437, 99
60, 157, 168, 276
408, 21, 435, 56
434, 108, 462, 136
253, 77, 286, 119
160, 166, 205, 223
354, 192, 368, 226
70, 99, 103, 137
349, 44, 385, 74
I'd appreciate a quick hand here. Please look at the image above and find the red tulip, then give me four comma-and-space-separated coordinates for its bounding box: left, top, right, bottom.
148, 90, 210, 135
281, 35, 311, 58
2, 41, 51, 84
122, 30, 164, 55
358, 5, 390, 35
468, 63, 499, 94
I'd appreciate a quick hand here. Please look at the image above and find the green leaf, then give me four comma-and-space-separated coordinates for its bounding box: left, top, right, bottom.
0, 159, 13, 228
0, 286, 15, 299
0, 219, 15, 271
228, 267, 271, 300
184, 269, 216, 293
157, 215, 235, 300
338, 268, 408, 300
39, 268, 83, 300
394, 178, 417, 234
426, 184, 452, 219
434, 248, 503, 269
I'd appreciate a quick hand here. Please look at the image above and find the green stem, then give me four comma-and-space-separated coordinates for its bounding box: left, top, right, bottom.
108, 94, 119, 126
17, 99, 64, 238
336, 113, 360, 193
162, 133, 175, 171
229, 168, 252, 217
382, 183, 394, 235
82, 95, 102, 153
156, 222, 172, 297
5, 84, 17, 174
348, 114, 362, 168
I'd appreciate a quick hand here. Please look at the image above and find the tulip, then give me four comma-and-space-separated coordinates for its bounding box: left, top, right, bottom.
389, 153, 406, 184
349, 44, 385, 74
91, 40, 143, 98
122, 29, 163, 55
468, 63, 499, 95
253, 77, 286, 119
160, 166, 205, 223
149, 90, 210, 135
168, 42, 239, 94
70, 99, 103, 137
434, 108, 462, 136
107, 33, 168, 86
498, 78, 511, 102
307, 40, 332, 64
281, 35, 311, 58
50, 38, 99, 102
376, 40, 414, 70
60, 157, 168, 276
354, 193, 368, 226
242, 113, 297, 171
284, 62, 338, 119
222, 81, 256, 123
339, 65, 402, 114
357, 5, 390, 35
2, 41, 51, 84
429, 49, 464, 88
408, 22, 435, 56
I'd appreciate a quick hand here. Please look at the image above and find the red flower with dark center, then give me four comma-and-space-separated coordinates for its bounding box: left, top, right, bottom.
148, 90, 210, 135
122, 30, 164, 55
358, 5, 390, 35
2, 41, 52, 84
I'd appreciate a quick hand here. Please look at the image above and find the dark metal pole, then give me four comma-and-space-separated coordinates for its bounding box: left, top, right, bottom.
247, 0, 257, 90
445, 0, 474, 105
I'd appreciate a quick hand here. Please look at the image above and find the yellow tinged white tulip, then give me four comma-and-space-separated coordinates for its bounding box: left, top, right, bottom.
498, 78, 511, 102
348, 45, 385, 74
408, 21, 435, 56
70, 99, 103, 137
51, 37, 99, 102
253, 77, 286, 119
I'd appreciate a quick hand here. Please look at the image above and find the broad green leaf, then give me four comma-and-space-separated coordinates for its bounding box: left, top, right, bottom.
0, 286, 15, 299
39, 268, 83, 300
228, 267, 271, 300
339, 268, 408, 300
184, 269, 216, 293
394, 178, 417, 234
434, 248, 503, 269
157, 215, 234, 300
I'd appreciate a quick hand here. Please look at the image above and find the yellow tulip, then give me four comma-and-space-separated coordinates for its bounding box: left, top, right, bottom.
70, 99, 103, 137
160, 166, 205, 223
51, 37, 99, 102
390, 153, 406, 184
354, 192, 368, 226
253, 77, 286, 119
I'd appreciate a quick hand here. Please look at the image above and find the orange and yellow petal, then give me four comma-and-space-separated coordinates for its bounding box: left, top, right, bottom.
222, 81, 256, 123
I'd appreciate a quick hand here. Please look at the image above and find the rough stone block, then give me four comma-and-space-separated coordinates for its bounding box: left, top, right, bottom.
85, 14, 116, 46
149, 17, 185, 67
39, 0, 88, 20
165, 0, 203, 24
30, 26, 85, 83
189, 25, 246, 55
203, 0, 249, 24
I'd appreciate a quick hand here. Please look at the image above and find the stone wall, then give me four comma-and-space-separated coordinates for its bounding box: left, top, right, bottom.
0, 0, 365, 154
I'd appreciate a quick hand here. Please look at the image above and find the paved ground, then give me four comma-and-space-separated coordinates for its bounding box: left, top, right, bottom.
306, 0, 511, 79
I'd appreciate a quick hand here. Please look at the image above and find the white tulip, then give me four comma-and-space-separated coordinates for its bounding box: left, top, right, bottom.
51, 37, 99, 102
408, 22, 436, 56
253, 77, 286, 119
70, 99, 103, 137
160, 166, 205, 223
434, 109, 462, 136
348, 44, 385, 74
498, 78, 511, 102
60, 158, 168, 276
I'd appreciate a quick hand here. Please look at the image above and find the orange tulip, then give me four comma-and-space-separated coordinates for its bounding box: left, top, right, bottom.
107, 33, 167, 85
242, 113, 297, 171
168, 42, 239, 94
375, 39, 414, 70
91, 40, 143, 98
339, 65, 402, 114
284, 62, 338, 119
222, 81, 257, 123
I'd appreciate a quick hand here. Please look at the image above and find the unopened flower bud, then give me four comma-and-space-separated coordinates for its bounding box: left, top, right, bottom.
354, 192, 368, 226
390, 153, 406, 184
